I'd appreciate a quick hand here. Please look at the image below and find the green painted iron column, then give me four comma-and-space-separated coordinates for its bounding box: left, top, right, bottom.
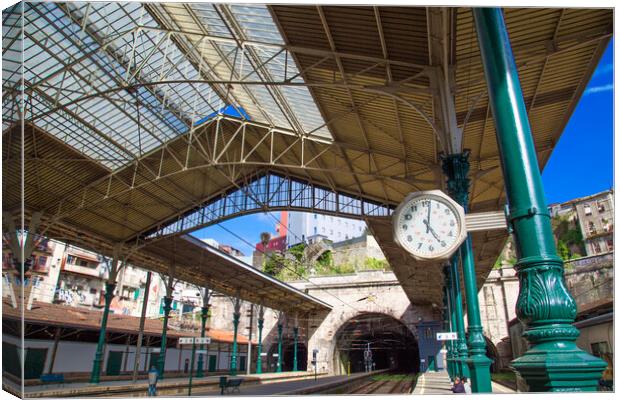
443, 151, 492, 392
90, 281, 116, 383
157, 296, 173, 379
196, 305, 210, 378
276, 323, 283, 373
256, 308, 265, 374
449, 254, 468, 378
292, 326, 299, 372
230, 311, 240, 376
473, 8, 607, 391
442, 265, 455, 379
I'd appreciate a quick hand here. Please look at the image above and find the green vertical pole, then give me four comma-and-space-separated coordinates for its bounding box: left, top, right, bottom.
157, 296, 173, 379
473, 7, 607, 391
188, 341, 196, 396
447, 268, 459, 379
449, 254, 468, 378
443, 152, 492, 392
276, 323, 283, 373
256, 316, 264, 374
443, 265, 454, 379
293, 327, 299, 372
230, 311, 240, 376
90, 282, 116, 384
196, 305, 209, 378
442, 266, 454, 379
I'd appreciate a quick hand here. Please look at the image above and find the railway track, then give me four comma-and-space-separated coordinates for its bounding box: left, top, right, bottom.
346, 373, 416, 394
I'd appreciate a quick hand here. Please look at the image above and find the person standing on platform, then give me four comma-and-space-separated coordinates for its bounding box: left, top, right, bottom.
148, 365, 159, 396
451, 377, 465, 394
462, 377, 472, 394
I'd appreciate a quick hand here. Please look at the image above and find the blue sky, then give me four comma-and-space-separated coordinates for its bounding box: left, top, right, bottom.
541, 39, 614, 204
193, 40, 614, 255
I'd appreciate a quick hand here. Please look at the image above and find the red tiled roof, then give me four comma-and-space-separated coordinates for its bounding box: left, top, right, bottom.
3, 298, 256, 344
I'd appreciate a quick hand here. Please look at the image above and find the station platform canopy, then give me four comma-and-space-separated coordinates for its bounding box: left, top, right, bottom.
137, 234, 333, 313
3, 3, 612, 306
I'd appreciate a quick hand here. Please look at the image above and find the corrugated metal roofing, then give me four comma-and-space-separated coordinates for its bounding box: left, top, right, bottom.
3, 4, 612, 306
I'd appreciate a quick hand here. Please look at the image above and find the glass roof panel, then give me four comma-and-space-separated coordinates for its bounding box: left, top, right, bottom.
9, 1, 333, 169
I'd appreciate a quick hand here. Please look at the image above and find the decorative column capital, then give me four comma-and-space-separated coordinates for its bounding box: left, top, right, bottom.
104, 282, 117, 304
162, 296, 173, 314
440, 151, 471, 208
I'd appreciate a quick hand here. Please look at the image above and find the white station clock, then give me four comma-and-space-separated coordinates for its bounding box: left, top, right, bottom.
392, 190, 467, 261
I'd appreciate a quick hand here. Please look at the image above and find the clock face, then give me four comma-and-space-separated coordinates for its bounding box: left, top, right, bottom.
393, 191, 466, 260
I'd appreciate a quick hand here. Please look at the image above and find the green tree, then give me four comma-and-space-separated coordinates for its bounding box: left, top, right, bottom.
557, 239, 570, 261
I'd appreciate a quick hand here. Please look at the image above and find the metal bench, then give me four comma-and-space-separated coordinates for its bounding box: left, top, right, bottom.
40, 373, 65, 387
219, 377, 244, 394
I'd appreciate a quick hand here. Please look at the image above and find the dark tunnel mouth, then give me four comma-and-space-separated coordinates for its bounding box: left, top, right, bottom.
333, 313, 420, 374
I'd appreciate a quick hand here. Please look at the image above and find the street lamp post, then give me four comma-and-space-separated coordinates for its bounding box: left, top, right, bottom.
443, 152, 492, 392
157, 296, 173, 379
442, 267, 455, 379
256, 305, 265, 374
473, 7, 607, 391
293, 326, 299, 372
276, 322, 283, 373
449, 253, 468, 378
230, 299, 241, 376
90, 281, 116, 384
196, 304, 210, 378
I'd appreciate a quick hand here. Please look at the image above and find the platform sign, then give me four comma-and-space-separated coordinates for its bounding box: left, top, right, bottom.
179, 337, 194, 345
436, 332, 458, 341
260, 353, 268, 357
179, 337, 211, 345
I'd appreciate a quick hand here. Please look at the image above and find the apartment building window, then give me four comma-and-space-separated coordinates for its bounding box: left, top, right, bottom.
67, 255, 76, 265
314, 227, 317, 235
314, 214, 317, 219
592, 241, 602, 254
606, 239, 613, 251
588, 221, 596, 235
598, 201, 606, 212
584, 204, 592, 216
330, 229, 334, 235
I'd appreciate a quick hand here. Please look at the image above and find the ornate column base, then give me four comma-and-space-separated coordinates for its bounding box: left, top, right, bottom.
456, 358, 469, 379
446, 356, 455, 379
466, 355, 492, 392
512, 340, 607, 392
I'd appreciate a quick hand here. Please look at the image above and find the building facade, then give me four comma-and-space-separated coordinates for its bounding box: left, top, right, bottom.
549, 189, 614, 256
285, 211, 366, 246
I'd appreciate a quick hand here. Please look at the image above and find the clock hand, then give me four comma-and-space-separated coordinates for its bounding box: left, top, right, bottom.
422, 219, 442, 243
426, 202, 431, 233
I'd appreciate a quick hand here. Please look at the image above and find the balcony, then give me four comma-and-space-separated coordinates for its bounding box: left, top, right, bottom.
62, 261, 105, 279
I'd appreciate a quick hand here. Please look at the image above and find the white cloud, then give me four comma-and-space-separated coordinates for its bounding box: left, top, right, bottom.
584, 83, 613, 95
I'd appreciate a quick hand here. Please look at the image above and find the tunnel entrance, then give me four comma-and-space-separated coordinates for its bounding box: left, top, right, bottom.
333, 313, 420, 374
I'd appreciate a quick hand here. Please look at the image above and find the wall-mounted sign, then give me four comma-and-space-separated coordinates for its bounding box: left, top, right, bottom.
436, 332, 458, 341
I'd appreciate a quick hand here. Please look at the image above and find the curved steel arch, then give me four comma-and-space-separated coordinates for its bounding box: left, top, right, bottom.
142, 171, 393, 242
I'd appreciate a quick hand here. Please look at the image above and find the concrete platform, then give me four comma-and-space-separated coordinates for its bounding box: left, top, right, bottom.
3, 370, 328, 398
412, 371, 517, 395
412, 371, 454, 395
